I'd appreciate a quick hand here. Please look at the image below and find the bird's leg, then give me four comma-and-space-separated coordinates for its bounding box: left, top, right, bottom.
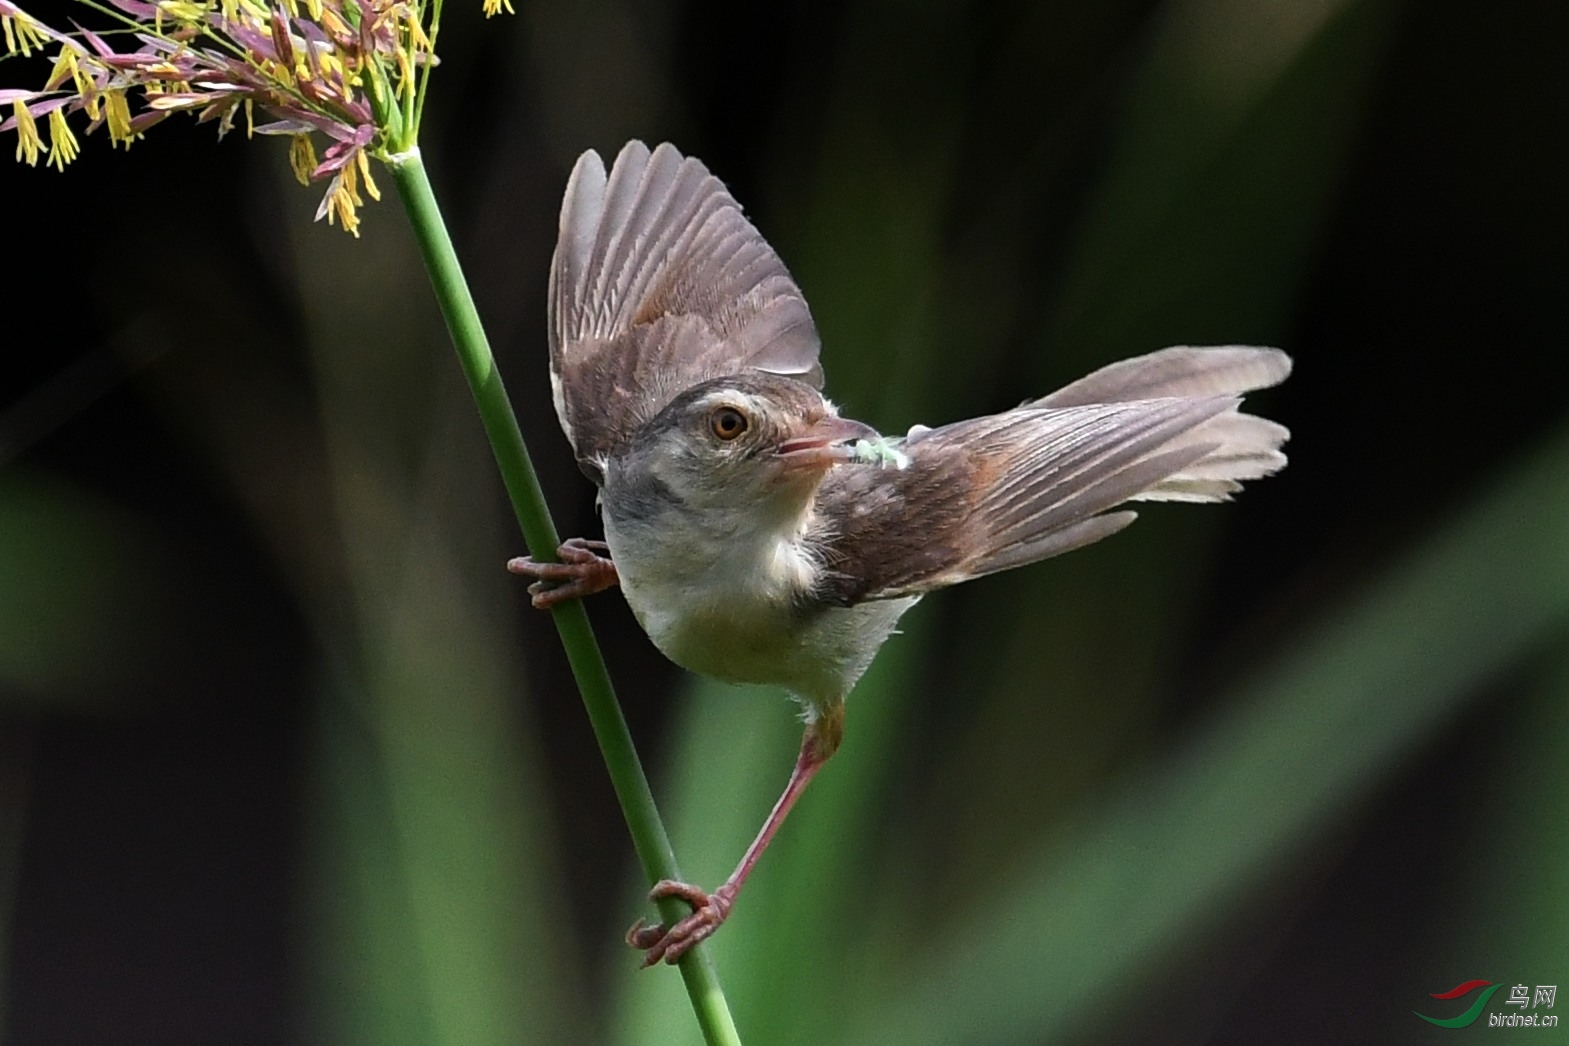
627, 706, 843, 967
507, 538, 619, 608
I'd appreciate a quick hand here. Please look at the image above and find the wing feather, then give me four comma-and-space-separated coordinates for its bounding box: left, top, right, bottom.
548, 141, 822, 479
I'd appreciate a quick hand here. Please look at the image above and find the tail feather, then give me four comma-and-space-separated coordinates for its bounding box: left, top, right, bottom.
1034, 345, 1292, 407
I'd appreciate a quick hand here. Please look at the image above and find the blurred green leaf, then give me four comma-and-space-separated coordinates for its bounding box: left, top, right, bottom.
0, 471, 172, 706
841, 412, 1569, 1045
288, 216, 579, 1046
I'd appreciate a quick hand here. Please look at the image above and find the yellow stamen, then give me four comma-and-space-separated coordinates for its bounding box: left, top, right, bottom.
327, 178, 361, 236
155, 0, 208, 25
63, 51, 100, 120
46, 108, 78, 170
391, 47, 413, 101
104, 89, 133, 147
482, 0, 514, 17
405, 10, 432, 50
341, 156, 363, 206
237, 0, 270, 25
73, 60, 96, 98
3, 11, 50, 56
318, 52, 352, 102
11, 99, 45, 166
357, 149, 380, 201
287, 134, 317, 186
44, 48, 77, 92
244, 98, 254, 138
261, 57, 294, 90
318, 5, 350, 36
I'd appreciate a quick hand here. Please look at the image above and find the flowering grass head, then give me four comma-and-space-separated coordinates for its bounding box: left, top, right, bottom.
2, 0, 498, 233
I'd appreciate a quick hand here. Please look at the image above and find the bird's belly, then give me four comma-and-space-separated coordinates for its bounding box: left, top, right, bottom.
646, 601, 806, 686
622, 577, 916, 706
602, 508, 917, 705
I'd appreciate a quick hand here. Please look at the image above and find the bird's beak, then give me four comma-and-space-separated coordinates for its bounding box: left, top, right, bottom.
774, 415, 881, 471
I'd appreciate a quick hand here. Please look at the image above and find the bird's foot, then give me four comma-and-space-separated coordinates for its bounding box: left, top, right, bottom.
506, 538, 618, 608
626, 879, 736, 967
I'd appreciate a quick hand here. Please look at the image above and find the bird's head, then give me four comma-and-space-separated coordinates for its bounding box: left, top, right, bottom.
625, 373, 878, 516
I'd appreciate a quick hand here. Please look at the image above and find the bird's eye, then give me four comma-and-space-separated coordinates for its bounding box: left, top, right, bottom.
709, 406, 749, 441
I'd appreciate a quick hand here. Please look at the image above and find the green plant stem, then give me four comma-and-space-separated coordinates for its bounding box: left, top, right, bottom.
386, 148, 742, 1046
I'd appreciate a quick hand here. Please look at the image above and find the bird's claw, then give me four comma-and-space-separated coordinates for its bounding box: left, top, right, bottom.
626, 879, 735, 967
507, 538, 618, 608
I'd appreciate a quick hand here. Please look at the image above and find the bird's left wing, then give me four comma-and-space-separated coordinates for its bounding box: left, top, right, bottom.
814, 394, 1280, 604
548, 141, 823, 482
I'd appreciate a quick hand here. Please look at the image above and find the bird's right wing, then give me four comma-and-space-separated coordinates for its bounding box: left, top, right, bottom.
548, 141, 823, 482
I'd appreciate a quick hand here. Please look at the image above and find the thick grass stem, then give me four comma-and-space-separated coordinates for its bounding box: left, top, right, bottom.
385, 149, 742, 1046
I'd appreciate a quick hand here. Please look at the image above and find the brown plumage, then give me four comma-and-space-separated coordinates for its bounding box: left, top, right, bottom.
548, 140, 822, 479
515, 139, 1292, 968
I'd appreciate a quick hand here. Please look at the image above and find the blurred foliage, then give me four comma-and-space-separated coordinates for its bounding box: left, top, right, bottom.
2, 0, 1566, 1043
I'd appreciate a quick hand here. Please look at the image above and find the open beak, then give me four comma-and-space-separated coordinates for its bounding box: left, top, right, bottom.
774, 415, 881, 472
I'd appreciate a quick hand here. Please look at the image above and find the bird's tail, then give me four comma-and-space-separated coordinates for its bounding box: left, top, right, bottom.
1032, 345, 1291, 503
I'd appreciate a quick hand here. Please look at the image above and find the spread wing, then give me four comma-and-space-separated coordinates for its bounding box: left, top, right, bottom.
814, 346, 1291, 604
548, 140, 823, 482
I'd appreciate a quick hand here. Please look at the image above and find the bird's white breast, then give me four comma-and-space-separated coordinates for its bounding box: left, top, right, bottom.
603, 506, 915, 710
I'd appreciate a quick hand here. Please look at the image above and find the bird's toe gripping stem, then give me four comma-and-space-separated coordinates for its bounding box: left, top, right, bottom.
626, 879, 737, 967
506, 538, 618, 608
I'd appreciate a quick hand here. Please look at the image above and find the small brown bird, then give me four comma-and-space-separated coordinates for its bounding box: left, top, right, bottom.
510, 140, 1291, 966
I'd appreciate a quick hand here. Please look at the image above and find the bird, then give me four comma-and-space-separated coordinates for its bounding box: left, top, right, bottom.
509, 139, 1291, 967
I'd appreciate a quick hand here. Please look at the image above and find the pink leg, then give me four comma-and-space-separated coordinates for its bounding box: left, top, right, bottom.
507, 538, 618, 608
627, 713, 840, 967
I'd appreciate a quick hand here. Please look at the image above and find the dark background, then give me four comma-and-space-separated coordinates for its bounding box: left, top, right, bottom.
2, 0, 1566, 1042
